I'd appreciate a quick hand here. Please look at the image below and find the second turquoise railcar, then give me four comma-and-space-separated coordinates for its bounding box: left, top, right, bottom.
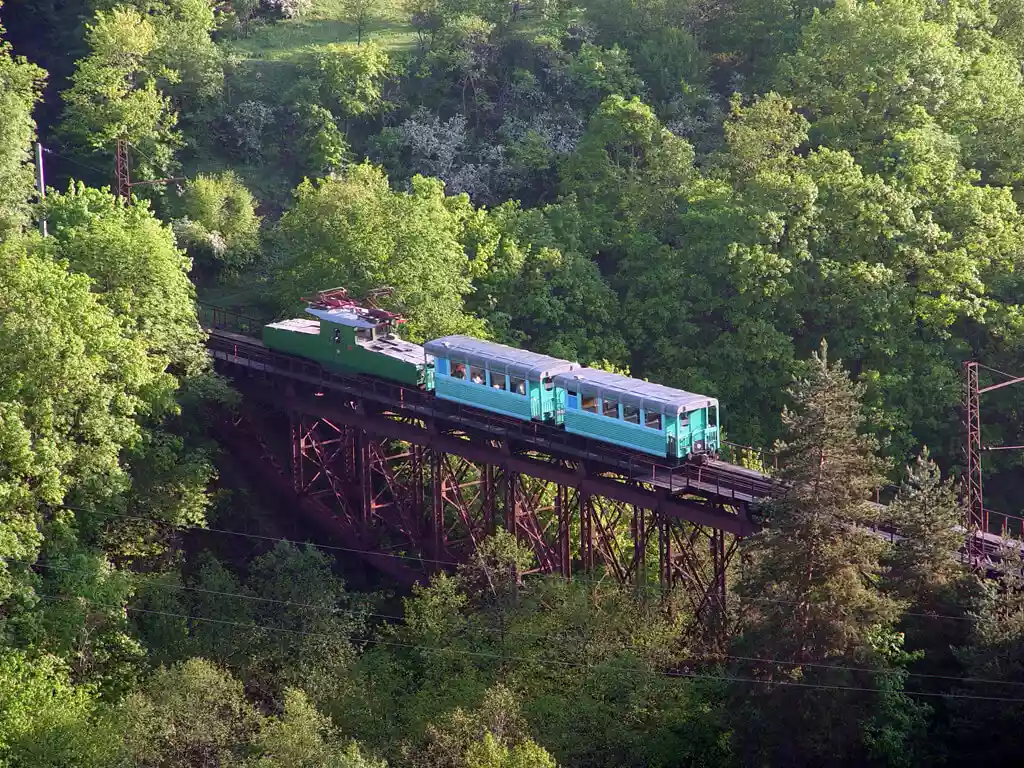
552, 369, 719, 459
424, 335, 580, 422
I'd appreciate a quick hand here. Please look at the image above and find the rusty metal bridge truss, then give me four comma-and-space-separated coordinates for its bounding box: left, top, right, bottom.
200, 305, 1024, 640
201, 308, 772, 634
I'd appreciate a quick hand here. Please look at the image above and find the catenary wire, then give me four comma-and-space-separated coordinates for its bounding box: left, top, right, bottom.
42, 148, 112, 178
33, 592, 1024, 703
975, 363, 1024, 383
44, 504, 992, 623
13, 557, 1023, 689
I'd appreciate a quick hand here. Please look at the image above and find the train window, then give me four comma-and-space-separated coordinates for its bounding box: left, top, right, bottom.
602, 397, 619, 418
709, 407, 717, 427
623, 404, 640, 424
645, 410, 662, 430
543, 378, 554, 391
470, 365, 485, 384
582, 394, 598, 413
491, 372, 508, 391
510, 376, 526, 395
356, 327, 373, 342
451, 362, 466, 380
680, 415, 689, 428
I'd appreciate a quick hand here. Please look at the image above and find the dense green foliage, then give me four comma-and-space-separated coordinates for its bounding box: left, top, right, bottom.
6, 0, 1024, 764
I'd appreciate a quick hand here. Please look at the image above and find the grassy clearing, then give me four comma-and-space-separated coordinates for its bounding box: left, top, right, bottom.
222, 0, 419, 64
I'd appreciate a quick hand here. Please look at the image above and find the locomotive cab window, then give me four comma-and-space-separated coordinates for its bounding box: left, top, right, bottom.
602, 397, 619, 419
645, 411, 662, 430
582, 394, 598, 413
543, 377, 554, 391
451, 362, 466, 380
623, 404, 640, 424
510, 376, 526, 395
356, 327, 373, 342
680, 414, 689, 428
709, 407, 718, 427
470, 365, 485, 385
491, 372, 508, 390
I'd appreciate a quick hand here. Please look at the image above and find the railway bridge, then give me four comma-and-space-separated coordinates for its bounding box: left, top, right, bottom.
199, 305, 1012, 633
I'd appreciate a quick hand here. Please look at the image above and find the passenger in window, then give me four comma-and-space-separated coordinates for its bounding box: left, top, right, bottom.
472, 372, 484, 384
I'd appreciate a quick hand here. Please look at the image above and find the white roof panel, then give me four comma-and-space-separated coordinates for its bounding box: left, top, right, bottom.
553, 368, 716, 416
424, 335, 579, 379
358, 335, 430, 366
306, 306, 378, 329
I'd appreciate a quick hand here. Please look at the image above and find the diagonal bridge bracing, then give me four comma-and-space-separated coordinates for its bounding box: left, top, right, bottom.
200, 307, 1024, 627
202, 312, 761, 637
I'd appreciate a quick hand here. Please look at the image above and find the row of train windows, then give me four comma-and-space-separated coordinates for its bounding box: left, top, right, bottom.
570, 391, 663, 430
450, 362, 529, 395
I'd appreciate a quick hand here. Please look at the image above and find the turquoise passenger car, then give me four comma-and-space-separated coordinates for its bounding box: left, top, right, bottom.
424, 336, 580, 422
552, 369, 720, 459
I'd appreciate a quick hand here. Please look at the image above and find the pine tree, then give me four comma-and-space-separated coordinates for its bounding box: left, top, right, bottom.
884, 450, 977, 672
949, 543, 1024, 762
728, 340, 927, 767
882, 450, 978, 758
886, 449, 966, 603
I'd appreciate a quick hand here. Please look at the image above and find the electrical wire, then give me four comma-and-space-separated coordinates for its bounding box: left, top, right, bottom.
32, 592, 1024, 703
43, 504, 991, 622
47, 505, 460, 567
976, 363, 1024, 383
42, 148, 111, 178
11, 556, 1023, 689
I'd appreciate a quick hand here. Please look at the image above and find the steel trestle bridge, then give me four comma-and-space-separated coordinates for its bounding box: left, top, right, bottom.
199, 305, 1016, 634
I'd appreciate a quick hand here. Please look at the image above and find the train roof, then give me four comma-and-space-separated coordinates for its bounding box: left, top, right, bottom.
553, 368, 717, 417
424, 335, 579, 379
306, 306, 379, 329
358, 334, 428, 366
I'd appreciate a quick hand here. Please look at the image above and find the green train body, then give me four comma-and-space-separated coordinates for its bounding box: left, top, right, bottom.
263, 303, 433, 389
263, 290, 719, 461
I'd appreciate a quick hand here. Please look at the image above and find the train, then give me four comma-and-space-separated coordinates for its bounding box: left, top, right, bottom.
262, 288, 721, 461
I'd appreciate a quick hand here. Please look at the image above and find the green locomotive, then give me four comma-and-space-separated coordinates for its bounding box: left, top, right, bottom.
262, 288, 434, 388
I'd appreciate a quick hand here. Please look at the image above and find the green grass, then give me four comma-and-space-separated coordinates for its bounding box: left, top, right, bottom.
222, 0, 419, 65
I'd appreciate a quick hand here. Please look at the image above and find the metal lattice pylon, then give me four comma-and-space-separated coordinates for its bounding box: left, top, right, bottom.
963, 361, 984, 562
115, 139, 131, 201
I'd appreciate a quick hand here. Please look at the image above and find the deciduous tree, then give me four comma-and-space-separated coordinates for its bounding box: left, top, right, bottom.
59, 6, 180, 183
0, 14, 46, 237
272, 162, 484, 341
174, 171, 262, 271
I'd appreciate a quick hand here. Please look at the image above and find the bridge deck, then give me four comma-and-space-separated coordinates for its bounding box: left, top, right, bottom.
204, 325, 1024, 565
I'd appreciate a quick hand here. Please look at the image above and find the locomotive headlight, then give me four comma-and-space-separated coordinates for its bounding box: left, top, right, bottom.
694, 440, 705, 452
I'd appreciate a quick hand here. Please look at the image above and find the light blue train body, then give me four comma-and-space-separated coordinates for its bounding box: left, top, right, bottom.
265, 294, 721, 462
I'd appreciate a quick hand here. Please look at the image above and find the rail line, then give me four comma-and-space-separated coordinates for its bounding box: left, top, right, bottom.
200, 308, 1018, 568
205, 328, 774, 504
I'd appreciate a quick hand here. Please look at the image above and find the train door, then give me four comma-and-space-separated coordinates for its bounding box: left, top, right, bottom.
529, 380, 542, 419
687, 408, 707, 453
552, 381, 568, 423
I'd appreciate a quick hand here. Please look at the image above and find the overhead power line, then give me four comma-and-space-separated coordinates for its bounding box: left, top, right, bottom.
33, 592, 1024, 703
43, 504, 989, 621
12, 555, 1009, 687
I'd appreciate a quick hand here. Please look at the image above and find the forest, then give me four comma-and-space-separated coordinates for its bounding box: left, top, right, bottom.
3, 0, 1024, 764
